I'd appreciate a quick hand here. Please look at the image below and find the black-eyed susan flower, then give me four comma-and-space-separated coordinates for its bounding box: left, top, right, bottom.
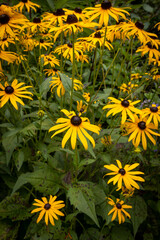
42, 8, 67, 27
31, 195, 65, 226
0, 37, 15, 50
125, 114, 160, 150
136, 43, 160, 64
101, 135, 112, 146
119, 82, 138, 94
28, 17, 47, 33
41, 52, 60, 68
108, 197, 132, 224
44, 68, 59, 77
0, 79, 33, 110
142, 104, 160, 128
77, 100, 87, 115
121, 186, 135, 198
78, 30, 113, 50
0, 6, 28, 39
34, 38, 53, 50
0, 50, 17, 63
49, 109, 100, 150
64, 7, 87, 22
83, 92, 90, 102
120, 20, 158, 45
50, 75, 82, 97
54, 42, 83, 63
84, 0, 129, 27
104, 159, 145, 189
103, 97, 141, 124
13, 0, 40, 13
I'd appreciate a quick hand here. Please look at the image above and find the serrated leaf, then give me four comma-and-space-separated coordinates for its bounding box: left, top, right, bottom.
67, 182, 100, 227
130, 196, 147, 236
12, 164, 60, 195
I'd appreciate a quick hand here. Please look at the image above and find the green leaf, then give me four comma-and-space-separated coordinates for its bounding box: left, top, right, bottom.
111, 226, 134, 240
40, 76, 52, 99
12, 164, 60, 195
15, 150, 24, 171
67, 182, 100, 227
78, 158, 97, 168
0, 220, 20, 240
59, 72, 72, 92
130, 196, 147, 236
2, 133, 18, 165
143, 4, 153, 13
46, 0, 55, 10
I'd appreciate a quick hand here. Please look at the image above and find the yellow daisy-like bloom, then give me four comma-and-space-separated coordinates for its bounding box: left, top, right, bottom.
77, 100, 87, 115
120, 20, 158, 45
34, 38, 53, 50
54, 42, 83, 63
108, 198, 132, 224
125, 114, 160, 150
41, 52, 60, 68
103, 97, 141, 124
78, 31, 113, 50
28, 17, 47, 33
101, 135, 112, 146
0, 50, 17, 63
106, 21, 130, 42
64, 7, 87, 22
0, 37, 15, 50
119, 82, 138, 94
31, 195, 65, 226
104, 159, 145, 189
136, 43, 160, 64
84, 0, 129, 27
131, 73, 142, 81
0, 79, 33, 110
44, 68, 59, 77
0, 5, 28, 39
142, 104, 160, 128
121, 186, 135, 198
83, 92, 90, 102
13, 0, 40, 13
20, 33, 35, 51
50, 75, 82, 97
42, 8, 68, 27
49, 109, 100, 150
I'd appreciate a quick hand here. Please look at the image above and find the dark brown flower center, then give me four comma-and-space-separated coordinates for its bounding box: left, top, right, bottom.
150, 106, 158, 112
138, 121, 146, 130
66, 14, 78, 24
44, 203, 51, 210
0, 14, 10, 24
94, 32, 101, 38
40, 39, 44, 43
121, 100, 129, 107
67, 43, 73, 48
33, 17, 41, 23
53, 68, 58, 72
116, 203, 122, 209
80, 108, 84, 113
101, 0, 112, 10
71, 115, 82, 126
119, 168, 126, 175
21, 0, 28, 3
135, 21, 144, 30
5, 86, 14, 94
2, 37, 7, 41
74, 7, 82, 14
54, 8, 65, 16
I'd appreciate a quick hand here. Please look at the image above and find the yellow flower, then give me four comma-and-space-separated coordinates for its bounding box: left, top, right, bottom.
142, 104, 160, 128
44, 68, 59, 77
20, 33, 35, 51
0, 79, 33, 110
34, 38, 53, 50
0, 37, 15, 50
77, 100, 87, 115
28, 17, 47, 33
154, 22, 160, 31
120, 20, 158, 45
119, 81, 138, 94
84, 0, 129, 27
50, 75, 82, 97
83, 92, 90, 102
31, 195, 65, 226
108, 198, 132, 224
0, 5, 28, 39
103, 97, 141, 124
64, 7, 87, 22
121, 186, 135, 198
104, 159, 145, 189
125, 114, 160, 150
13, 0, 40, 13
49, 109, 100, 150
0, 50, 17, 63
37, 110, 45, 118
42, 8, 68, 27
134, 147, 141, 153
136, 43, 160, 64
101, 135, 112, 146
41, 52, 60, 68
54, 42, 84, 63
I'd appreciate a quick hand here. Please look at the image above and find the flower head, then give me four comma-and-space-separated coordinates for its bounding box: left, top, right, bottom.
104, 159, 145, 189
108, 197, 132, 224
31, 195, 65, 226
49, 109, 100, 150
0, 79, 33, 109
125, 114, 160, 150
13, 0, 40, 13
142, 104, 160, 128
103, 97, 141, 124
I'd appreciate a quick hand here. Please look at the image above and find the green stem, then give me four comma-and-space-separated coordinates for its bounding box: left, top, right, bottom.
70, 29, 75, 111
